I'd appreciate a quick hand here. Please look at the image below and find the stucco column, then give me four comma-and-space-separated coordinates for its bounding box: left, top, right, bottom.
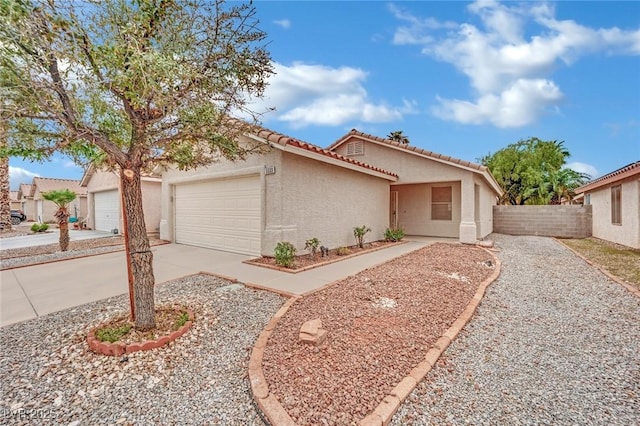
459, 177, 477, 244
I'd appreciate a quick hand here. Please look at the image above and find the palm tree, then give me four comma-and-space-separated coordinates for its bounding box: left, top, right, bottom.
387, 130, 410, 145
547, 168, 591, 205
42, 189, 76, 251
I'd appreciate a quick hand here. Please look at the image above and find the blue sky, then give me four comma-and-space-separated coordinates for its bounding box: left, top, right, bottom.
9, 0, 640, 190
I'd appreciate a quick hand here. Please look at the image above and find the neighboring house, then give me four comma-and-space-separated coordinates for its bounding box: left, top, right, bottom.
9, 191, 21, 210
30, 177, 88, 223
80, 165, 162, 234
575, 161, 639, 249
17, 184, 35, 221
160, 126, 502, 256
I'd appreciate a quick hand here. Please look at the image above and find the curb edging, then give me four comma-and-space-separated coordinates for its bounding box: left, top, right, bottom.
87, 308, 195, 356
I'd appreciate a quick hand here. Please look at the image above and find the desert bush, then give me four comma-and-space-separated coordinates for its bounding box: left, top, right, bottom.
336, 246, 351, 256
274, 241, 296, 268
353, 225, 371, 248
384, 227, 405, 242
31, 223, 49, 233
304, 237, 321, 258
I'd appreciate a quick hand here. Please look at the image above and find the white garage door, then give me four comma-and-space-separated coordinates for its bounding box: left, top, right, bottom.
174, 175, 261, 255
94, 190, 121, 232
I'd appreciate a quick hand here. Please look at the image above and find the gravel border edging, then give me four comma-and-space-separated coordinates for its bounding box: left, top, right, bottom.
248, 247, 502, 426
553, 237, 640, 298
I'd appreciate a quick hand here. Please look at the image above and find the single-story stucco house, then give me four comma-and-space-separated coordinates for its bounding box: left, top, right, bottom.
575, 161, 639, 249
159, 127, 503, 256
80, 165, 162, 234
17, 183, 35, 221
30, 177, 88, 224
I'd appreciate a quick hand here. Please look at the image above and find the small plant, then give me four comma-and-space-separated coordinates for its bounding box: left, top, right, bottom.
31, 223, 49, 233
304, 237, 321, 258
353, 225, 371, 248
274, 241, 297, 268
384, 227, 405, 242
96, 323, 133, 343
336, 246, 351, 256
174, 311, 190, 330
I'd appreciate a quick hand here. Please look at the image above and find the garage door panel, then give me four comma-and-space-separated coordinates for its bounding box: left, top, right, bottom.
94, 190, 120, 232
174, 176, 261, 255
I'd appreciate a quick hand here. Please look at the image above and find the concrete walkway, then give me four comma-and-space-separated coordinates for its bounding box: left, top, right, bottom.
0, 237, 453, 327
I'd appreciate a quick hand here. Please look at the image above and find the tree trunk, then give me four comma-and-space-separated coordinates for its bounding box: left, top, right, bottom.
55, 207, 70, 251
0, 129, 11, 231
120, 167, 156, 330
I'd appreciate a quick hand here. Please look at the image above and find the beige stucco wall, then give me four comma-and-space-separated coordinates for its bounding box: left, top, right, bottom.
589, 176, 639, 249
391, 181, 461, 238
474, 174, 496, 239
275, 152, 389, 252
160, 141, 390, 255
21, 199, 36, 221
334, 137, 498, 242
85, 170, 162, 233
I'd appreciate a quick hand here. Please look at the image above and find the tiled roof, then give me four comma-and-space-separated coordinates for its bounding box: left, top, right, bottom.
9, 191, 19, 202
328, 129, 489, 172
249, 125, 399, 178
575, 161, 640, 193
18, 184, 33, 199
31, 177, 88, 197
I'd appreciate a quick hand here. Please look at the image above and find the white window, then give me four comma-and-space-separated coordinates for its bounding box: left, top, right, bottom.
431, 186, 452, 220
346, 140, 364, 156
611, 185, 621, 225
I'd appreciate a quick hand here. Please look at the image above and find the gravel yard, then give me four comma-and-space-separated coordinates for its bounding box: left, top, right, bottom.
1, 236, 167, 270
0, 274, 285, 425
392, 234, 640, 426
1, 234, 637, 425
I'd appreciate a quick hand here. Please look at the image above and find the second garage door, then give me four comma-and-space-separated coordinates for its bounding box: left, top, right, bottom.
94, 190, 121, 232
174, 175, 261, 255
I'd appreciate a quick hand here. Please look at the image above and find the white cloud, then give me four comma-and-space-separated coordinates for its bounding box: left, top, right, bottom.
273, 19, 291, 29
566, 162, 598, 179
391, 0, 640, 128
248, 62, 418, 128
9, 166, 39, 190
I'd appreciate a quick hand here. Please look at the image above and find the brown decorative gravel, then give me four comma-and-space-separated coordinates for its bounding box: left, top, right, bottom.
261, 242, 496, 425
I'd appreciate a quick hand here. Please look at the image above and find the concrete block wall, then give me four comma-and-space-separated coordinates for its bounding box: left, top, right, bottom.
493, 205, 592, 238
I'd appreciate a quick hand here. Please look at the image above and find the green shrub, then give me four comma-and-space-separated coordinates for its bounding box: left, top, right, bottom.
96, 323, 133, 343
336, 246, 351, 256
304, 237, 321, 258
384, 227, 405, 242
274, 241, 296, 268
353, 225, 371, 248
174, 311, 190, 330
30, 223, 49, 233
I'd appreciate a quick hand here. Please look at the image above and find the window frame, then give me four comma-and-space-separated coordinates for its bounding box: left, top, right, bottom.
346, 140, 364, 156
431, 186, 452, 221
611, 184, 621, 225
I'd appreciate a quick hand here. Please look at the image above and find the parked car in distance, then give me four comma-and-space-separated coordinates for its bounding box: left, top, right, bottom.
11, 210, 27, 225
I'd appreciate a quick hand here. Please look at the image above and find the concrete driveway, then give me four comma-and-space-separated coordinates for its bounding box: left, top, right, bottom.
1, 238, 448, 327
0, 229, 114, 250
